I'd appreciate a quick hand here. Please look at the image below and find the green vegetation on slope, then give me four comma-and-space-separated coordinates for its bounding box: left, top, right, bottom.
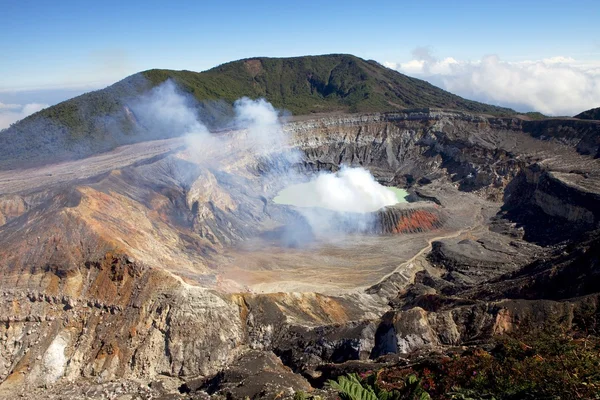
142, 54, 515, 115
0, 77, 150, 169
520, 111, 549, 120
575, 107, 600, 120
0, 54, 517, 169
327, 329, 600, 400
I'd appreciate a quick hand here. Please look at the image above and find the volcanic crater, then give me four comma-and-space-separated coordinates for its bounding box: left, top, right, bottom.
1, 107, 600, 398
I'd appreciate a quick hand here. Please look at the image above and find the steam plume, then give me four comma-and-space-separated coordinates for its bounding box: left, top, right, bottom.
129, 80, 399, 242
276, 167, 399, 213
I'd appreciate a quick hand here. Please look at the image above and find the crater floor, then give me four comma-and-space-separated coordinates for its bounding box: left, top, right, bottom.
0, 129, 498, 297
214, 183, 493, 294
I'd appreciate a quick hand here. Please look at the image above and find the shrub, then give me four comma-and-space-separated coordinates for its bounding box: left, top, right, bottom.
330, 329, 600, 400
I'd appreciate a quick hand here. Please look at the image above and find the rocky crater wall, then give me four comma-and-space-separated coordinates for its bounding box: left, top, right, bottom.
286, 111, 600, 237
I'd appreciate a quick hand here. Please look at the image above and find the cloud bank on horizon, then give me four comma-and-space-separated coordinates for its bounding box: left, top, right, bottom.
2, 49, 598, 130
0, 102, 49, 130
385, 48, 600, 116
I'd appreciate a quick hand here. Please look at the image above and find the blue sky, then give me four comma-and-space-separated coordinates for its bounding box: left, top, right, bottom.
1, 0, 599, 125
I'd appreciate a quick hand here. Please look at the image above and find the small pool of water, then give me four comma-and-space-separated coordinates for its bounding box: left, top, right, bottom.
273, 181, 408, 213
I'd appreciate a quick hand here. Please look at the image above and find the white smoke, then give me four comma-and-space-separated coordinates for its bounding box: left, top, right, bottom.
277, 167, 401, 239
314, 167, 398, 213
231, 97, 299, 165
130, 80, 397, 242
234, 97, 280, 148
277, 167, 399, 213
130, 80, 209, 138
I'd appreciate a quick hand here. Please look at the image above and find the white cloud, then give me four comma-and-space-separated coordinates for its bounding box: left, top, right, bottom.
0, 102, 48, 130
541, 56, 576, 64
385, 50, 600, 116
0, 102, 21, 110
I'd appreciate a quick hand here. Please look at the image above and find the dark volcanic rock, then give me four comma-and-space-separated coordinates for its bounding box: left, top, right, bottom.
428, 234, 537, 284
472, 230, 600, 301
501, 165, 600, 245
199, 350, 311, 400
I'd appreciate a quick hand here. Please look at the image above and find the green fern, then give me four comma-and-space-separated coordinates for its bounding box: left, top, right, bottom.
328, 372, 430, 400
405, 374, 431, 400
293, 390, 322, 400
327, 373, 379, 400
294, 391, 309, 400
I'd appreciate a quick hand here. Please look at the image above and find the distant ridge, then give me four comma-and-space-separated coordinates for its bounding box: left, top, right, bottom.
575, 107, 600, 120
0, 54, 517, 169
143, 54, 515, 115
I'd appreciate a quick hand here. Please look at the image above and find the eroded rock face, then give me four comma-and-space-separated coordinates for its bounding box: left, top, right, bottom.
1, 110, 599, 398
0, 195, 27, 226
502, 166, 600, 244
0, 254, 246, 389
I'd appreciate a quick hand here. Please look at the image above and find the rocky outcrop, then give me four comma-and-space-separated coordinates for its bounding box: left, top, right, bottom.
199, 350, 312, 399
470, 231, 600, 302
521, 118, 600, 157
0, 195, 27, 226
375, 206, 445, 234
502, 165, 600, 244
427, 234, 539, 285
376, 298, 578, 355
